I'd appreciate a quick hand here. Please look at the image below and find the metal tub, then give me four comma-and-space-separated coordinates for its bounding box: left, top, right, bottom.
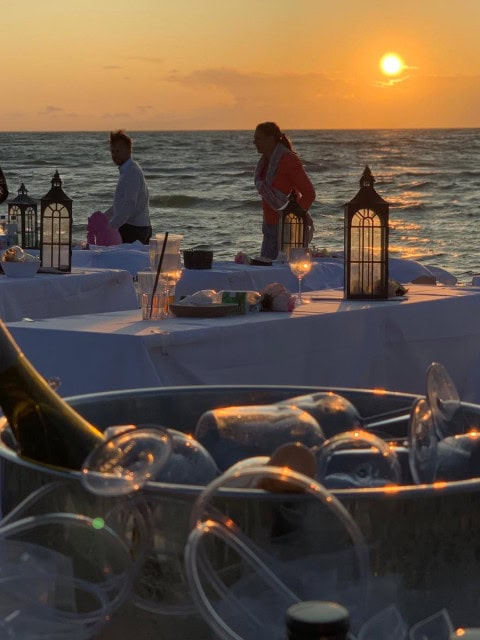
1, 385, 480, 637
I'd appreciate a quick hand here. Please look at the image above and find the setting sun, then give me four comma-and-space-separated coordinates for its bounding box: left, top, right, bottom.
380, 53, 405, 76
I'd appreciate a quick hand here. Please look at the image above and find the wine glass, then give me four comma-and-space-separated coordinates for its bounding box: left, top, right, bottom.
408, 397, 438, 485
159, 252, 183, 313
0, 512, 133, 615
81, 427, 173, 496
186, 465, 371, 640
0, 573, 108, 639
313, 429, 402, 489
357, 604, 407, 640
150, 427, 220, 486
426, 362, 464, 439
408, 609, 454, 640
288, 247, 312, 305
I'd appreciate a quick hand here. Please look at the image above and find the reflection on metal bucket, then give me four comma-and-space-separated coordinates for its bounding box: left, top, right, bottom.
0, 386, 480, 638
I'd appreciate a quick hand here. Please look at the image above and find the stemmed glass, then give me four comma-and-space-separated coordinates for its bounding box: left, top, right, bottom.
288, 247, 312, 305
159, 252, 183, 314
408, 397, 438, 485
81, 426, 173, 496
426, 361, 463, 439
185, 464, 371, 640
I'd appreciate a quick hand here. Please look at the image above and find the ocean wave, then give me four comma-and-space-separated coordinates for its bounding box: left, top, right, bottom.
148, 172, 197, 181
397, 171, 437, 179
404, 181, 432, 190
149, 194, 205, 208
390, 202, 428, 212
458, 170, 480, 178
218, 170, 254, 179
225, 199, 261, 211
15, 159, 56, 167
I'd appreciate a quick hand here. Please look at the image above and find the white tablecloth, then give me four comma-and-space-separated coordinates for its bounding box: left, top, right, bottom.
7, 284, 480, 404
64, 245, 457, 289
174, 258, 456, 296
70, 245, 150, 276
0, 268, 138, 322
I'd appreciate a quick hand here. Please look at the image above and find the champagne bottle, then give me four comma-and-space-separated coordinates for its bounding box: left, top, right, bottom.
0, 318, 104, 470
285, 601, 350, 640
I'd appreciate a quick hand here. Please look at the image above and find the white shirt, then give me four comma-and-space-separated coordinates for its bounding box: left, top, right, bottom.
111, 158, 150, 229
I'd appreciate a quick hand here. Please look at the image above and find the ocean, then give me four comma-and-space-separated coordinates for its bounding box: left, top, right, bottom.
1, 128, 479, 283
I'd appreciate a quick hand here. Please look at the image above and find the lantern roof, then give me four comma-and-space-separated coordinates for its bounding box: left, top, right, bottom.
345, 166, 389, 208
41, 170, 72, 204
7, 183, 38, 206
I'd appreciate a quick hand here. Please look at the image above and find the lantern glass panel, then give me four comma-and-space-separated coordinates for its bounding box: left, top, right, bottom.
8, 205, 20, 223
349, 208, 386, 297
22, 206, 39, 249
41, 204, 71, 269
280, 212, 307, 255
42, 205, 70, 241
286, 213, 303, 246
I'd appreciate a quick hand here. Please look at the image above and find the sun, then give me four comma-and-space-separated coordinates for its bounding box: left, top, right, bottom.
380, 53, 405, 76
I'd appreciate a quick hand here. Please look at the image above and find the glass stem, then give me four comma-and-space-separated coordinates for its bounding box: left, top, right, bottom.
164, 287, 171, 316
298, 276, 303, 302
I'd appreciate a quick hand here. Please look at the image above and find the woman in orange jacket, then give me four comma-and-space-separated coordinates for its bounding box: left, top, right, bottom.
254, 122, 316, 260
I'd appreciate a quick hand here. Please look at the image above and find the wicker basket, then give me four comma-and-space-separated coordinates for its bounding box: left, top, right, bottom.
183, 248, 213, 270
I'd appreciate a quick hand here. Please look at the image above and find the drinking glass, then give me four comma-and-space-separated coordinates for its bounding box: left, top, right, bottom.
408, 397, 438, 485
185, 464, 371, 640
148, 234, 183, 272
288, 247, 312, 305
0, 574, 108, 639
148, 239, 158, 272
0, 512, 133, 615
137, 270, 165, 320
408, 608, 453, 640
357, 604, 407, 640
313, 429, 402, 489
149, 427, 220, 486
81, 427, 173, 496
426, 362, 464, 439
159, 252, 183, 312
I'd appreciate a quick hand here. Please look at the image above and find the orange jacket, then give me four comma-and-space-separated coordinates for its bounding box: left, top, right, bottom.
259, 152, 316, 225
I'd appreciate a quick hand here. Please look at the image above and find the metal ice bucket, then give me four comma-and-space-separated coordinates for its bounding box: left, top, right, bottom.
1, 385, 480, 638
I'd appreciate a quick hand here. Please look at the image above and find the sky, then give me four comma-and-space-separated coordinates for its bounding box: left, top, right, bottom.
2, 0, 480, 131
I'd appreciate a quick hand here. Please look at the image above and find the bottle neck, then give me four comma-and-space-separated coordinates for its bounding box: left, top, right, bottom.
0, 321, 24, 371
286, 602, 350, 640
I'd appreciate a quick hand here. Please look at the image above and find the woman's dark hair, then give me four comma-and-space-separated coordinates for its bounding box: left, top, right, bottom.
255, 122, 293, 151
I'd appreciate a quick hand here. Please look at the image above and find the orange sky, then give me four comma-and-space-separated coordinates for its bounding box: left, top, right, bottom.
2, 0, 480, 131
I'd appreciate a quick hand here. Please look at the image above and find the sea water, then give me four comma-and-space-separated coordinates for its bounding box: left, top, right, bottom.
1, 128, 479, 283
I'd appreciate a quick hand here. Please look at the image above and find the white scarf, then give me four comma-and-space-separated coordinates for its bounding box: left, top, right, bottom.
254, 143, 292, 212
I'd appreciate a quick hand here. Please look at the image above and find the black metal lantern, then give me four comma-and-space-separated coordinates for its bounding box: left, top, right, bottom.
278, 191, 310, 257
344, 166, 389, 299
7, 183, 39, 249
40, 171, 73, 272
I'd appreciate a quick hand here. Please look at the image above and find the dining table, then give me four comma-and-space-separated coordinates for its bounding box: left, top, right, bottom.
6, 283, 480, 403
62, 244, 458, 289
0, 267, 139, 322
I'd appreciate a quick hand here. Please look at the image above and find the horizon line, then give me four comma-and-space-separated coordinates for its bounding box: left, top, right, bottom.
1, 126, 479, 134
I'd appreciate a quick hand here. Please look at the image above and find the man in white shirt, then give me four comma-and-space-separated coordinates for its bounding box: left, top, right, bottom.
105, 130, 152, 244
